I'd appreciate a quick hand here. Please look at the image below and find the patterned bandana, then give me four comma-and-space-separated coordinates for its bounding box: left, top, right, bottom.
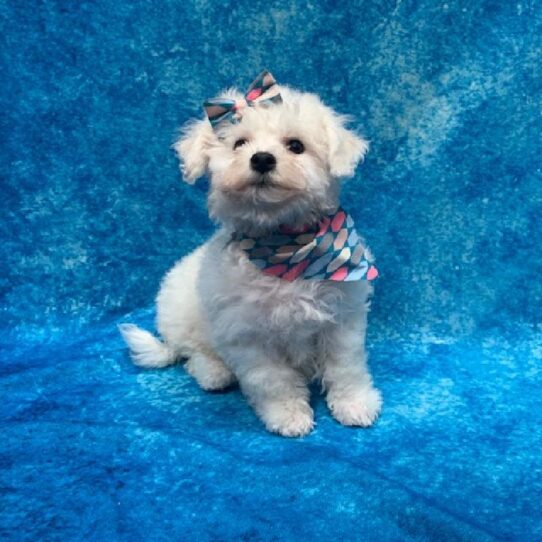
203, 70, 282, 128
232, 208, 379, 282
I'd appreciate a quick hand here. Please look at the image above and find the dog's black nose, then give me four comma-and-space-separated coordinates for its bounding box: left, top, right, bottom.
250, 152, 276, 174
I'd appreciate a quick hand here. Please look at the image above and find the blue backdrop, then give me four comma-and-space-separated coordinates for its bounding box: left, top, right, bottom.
1, 1, 541, 540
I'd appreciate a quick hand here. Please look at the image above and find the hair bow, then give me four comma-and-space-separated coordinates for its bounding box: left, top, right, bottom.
203, 70, 282, 128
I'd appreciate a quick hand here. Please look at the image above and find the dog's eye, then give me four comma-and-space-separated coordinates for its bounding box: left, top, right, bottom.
286, 139, 305, 154
233, 138, 248, 150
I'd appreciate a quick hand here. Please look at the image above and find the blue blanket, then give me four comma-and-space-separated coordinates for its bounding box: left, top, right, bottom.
1, 1, 541, 540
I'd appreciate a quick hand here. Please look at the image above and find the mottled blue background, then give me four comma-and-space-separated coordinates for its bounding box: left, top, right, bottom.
1, 1, 541, 541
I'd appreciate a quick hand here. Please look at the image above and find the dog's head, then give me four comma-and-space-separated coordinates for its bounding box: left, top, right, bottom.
174, 85, 368, 232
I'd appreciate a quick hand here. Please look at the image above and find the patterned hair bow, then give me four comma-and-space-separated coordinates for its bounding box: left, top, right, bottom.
203, 70, 282, 128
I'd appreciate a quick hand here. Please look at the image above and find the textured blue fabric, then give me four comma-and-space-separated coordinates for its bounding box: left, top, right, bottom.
1, 1, 541, 540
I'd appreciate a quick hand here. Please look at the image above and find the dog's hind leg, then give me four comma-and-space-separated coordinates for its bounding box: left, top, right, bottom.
119, 244, 235, 390
185, 350, 236, 391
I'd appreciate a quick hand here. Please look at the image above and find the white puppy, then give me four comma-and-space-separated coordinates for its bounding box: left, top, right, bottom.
120, 80, 382, 437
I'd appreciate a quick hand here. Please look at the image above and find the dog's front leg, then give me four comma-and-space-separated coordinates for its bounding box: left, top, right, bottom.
220, 343, 314, 437
321, 320, 382, 427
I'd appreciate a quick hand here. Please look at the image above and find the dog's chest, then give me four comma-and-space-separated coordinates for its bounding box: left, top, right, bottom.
200, 233, 361, 334
231, 255, 344, 330
259, 277, 340, 325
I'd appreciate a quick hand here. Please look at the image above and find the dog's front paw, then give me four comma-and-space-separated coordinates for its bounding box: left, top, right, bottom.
259, 399, 314, 438
327, 386, 382, 427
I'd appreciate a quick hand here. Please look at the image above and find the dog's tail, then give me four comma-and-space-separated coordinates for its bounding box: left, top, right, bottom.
118, 324, 178, 368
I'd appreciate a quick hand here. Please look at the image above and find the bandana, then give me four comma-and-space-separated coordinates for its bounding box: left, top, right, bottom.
232, 208, 378, 282
203, 70, 282, 128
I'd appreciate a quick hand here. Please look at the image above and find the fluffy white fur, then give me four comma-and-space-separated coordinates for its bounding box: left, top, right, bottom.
120, 85, 381, 437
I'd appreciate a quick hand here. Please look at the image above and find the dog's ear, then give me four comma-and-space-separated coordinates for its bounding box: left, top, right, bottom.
173, 119, 216, 183
323, 111, 369, 179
